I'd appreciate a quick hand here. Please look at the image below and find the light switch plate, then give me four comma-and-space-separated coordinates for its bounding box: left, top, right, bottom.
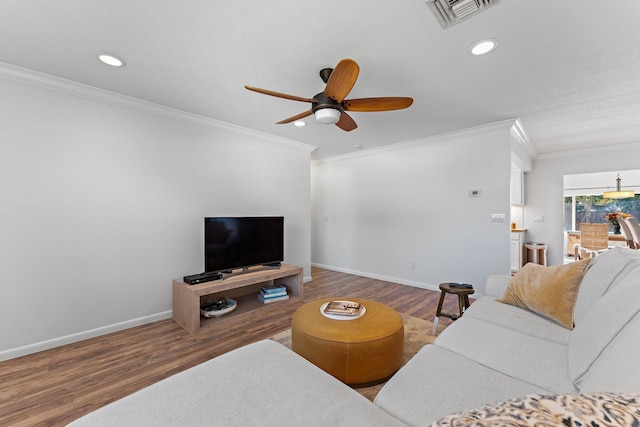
491, 213, 506, 223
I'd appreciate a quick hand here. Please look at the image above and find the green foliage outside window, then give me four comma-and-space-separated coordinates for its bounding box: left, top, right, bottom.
564, 195, 640, 232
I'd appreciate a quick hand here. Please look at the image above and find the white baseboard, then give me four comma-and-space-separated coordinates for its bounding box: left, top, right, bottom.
311, 263, 441, 292
0, 310, 173, 362
310, 263, 484, 298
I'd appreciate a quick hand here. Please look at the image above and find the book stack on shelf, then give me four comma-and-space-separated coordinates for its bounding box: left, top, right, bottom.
258, 284, 289, 304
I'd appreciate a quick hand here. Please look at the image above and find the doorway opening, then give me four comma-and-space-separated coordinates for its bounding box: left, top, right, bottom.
563, 170, 640, 262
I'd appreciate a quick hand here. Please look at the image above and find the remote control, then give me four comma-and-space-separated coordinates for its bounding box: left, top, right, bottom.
449, 283, 473, 289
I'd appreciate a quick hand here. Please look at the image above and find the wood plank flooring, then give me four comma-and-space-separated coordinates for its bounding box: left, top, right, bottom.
0, 267, 463, 426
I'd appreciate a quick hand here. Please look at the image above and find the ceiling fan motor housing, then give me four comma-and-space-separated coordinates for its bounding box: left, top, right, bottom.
312, 92, 343, 113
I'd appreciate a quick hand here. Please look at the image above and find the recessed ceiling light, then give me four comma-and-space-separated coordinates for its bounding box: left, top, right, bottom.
98, 53, 126, 67
354, 144, 364, 149
294, 120, 306, 127
469, 39, 498, 56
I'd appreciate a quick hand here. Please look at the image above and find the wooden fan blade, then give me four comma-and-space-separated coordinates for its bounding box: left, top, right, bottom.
245, 86, 317, 103
343, 97, 414, 112
276, 110, 313, 124
336, 111, 358, 132
324, 59, 360, 103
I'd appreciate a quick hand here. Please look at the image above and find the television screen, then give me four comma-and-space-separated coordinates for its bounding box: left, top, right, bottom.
204, 217, 284, 273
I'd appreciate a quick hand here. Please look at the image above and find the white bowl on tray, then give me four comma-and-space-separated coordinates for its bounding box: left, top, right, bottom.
200, 298, 237, 318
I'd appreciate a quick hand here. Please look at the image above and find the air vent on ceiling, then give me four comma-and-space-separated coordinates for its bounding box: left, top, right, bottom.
426, 0, 497, 29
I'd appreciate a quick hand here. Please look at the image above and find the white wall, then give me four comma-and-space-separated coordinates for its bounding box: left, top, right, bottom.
311, 122, 515, 295
0, 71, 313, 360
525, 143, 640, 265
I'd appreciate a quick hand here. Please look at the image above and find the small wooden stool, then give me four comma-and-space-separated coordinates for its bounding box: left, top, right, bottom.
432, 282, 474, 335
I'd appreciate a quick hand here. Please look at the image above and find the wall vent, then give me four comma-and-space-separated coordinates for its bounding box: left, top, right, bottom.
426, 0, 497, 29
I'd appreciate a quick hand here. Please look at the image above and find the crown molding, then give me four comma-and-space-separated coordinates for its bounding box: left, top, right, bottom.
0, 61, 316, 153
312, 119, 517, 165
510, 119, 536, 157
536, 139, 640, 160
509, 119, 535, 172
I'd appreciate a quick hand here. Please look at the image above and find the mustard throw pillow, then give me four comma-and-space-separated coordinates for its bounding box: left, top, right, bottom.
498, 259, 590, 329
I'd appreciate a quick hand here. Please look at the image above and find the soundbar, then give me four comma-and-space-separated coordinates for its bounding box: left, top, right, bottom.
183, 271, 223, 285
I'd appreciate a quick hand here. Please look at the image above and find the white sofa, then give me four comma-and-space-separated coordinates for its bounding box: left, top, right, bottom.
69, 247, 640, 426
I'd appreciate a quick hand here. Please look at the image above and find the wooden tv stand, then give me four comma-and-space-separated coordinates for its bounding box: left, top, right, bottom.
172, 264, 303, 336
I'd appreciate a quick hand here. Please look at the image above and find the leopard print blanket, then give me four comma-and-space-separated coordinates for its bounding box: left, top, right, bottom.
431, 392, 640, 427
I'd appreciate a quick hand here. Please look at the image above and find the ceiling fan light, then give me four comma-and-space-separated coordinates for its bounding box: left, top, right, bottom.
314, 108, 341, 124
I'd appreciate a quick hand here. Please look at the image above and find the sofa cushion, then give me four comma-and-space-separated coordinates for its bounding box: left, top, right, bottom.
573, 247, 640, 325
434, 317, 576, 393
430, 392, 640, 427
580, 313, 640, 393
375, 345, 549, 427
497, 259, 590, 329
67, 340, 406, 427
569, 258, 640, 388
463, 296, 571, 345
483, 274, 510, 297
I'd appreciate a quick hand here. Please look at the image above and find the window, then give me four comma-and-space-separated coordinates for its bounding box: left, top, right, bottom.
564, 195, 640, 232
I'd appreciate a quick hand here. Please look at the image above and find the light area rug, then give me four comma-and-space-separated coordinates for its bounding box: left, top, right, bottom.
269, 313, 445, 401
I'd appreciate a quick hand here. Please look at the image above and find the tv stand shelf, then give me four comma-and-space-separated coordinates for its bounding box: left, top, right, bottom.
172, 264, 303, 336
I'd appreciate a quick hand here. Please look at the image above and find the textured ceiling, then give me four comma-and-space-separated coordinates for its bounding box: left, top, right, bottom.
1, 1, 640, 159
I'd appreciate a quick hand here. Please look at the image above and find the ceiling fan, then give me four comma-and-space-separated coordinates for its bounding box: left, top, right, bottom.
245, 59, 413, 132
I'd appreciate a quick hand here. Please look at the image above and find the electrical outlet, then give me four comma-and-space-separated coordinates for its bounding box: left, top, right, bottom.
533, 215, 545, 223
490, 213, 506, 223
469, 189, 482, 197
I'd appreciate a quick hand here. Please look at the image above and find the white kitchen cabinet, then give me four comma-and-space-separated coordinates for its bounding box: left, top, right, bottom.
510, 231, 525, 273
510, 168, 524, 206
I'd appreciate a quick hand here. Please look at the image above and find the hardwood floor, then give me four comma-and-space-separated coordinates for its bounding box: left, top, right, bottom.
0, 267, 463, 426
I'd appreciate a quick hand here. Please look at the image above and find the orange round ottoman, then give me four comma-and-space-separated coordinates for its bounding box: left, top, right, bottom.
291, 298, 404, 386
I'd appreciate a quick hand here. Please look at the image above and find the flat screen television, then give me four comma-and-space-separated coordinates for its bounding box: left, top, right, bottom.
204, 216, 284, 273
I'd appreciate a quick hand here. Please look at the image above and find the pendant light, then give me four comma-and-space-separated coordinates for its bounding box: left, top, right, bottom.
603, 174, 635, 199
